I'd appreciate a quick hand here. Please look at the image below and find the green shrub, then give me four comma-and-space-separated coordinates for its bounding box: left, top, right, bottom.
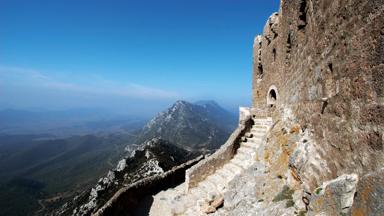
286, 199, 295, 208
272, 185, 294, 202
315, 187, 323, 195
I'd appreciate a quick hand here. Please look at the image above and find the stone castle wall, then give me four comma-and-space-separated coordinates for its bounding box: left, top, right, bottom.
253, 0, 383, 191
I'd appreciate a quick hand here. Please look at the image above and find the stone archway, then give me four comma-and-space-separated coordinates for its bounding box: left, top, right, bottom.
267, 85, 278, 107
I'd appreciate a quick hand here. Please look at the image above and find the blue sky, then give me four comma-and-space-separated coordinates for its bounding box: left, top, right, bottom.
0, 0, 279, 116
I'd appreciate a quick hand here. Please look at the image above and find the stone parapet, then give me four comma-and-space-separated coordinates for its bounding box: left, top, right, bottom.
93, 156, 203, 216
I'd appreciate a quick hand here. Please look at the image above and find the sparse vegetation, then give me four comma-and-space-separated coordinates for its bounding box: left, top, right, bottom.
286, 199, 295, 208
272, 185, 294, 202
298, 210, 307, 216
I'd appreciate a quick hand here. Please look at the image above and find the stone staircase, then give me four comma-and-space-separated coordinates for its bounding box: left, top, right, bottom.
150, 116, 273, 216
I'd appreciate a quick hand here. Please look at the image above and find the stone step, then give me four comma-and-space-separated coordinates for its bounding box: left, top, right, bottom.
217, 168, 236, 181
198, 181, 213, 194
234, 150, 253, 161
199, 179, 219, 195
207, 174, 226, 192
226, 162, 244, 175
252, 125, 269, 130
237, 146, 256, 155
223, 164, 241, 176
235, 151, 255, 162
251, 129, 268, 134
252, 115, 272, 120
252, 123, 269, 128
251, 125, 268, 130
245, 132, 253, 138
246, 137, 263, 144
209, 172, 226, 184
190, 187, 207, 201
251, 133, 265, 138
206, 178, 221, 193
253, 121, 270, 124
253, 121, 272, 126
253, 118, 272, 122
250, 130, 265, 135
231, 157, 249, 169
241, 141, 258, 149
253, 121, 272, 124
234, 151, 249, 159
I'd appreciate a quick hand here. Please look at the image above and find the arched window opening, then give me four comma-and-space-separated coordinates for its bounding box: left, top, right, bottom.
269, 90, 277, 101
267, 86, 278, 108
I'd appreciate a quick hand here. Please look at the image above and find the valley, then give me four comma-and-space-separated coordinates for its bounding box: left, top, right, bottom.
0, 100, 236, 216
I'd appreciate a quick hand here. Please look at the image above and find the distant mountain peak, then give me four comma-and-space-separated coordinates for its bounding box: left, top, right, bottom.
174, 100, 189, 105
171, 100, 190, 109
194, 100, 219, 107
136, 99, 237, 151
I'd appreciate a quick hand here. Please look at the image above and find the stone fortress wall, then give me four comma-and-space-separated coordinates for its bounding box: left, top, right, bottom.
253, 0, 384, 192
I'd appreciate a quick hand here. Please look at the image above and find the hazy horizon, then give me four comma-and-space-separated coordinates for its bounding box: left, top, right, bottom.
0, 99, 236, 118
0, 0, 279, 117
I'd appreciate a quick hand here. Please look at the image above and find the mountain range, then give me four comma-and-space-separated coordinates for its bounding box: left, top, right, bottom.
0, 100, 237, 216
136, 100, 237, 151
0, 108, 146, 137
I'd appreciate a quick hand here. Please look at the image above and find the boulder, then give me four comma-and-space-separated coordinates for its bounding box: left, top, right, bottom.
351, 169, 384, 216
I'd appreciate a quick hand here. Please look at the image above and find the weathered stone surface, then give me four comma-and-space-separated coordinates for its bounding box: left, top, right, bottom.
263, 13, 280, 46
253, 0, 384, 192
308, 174, 358, 216
351, 168, 384, 216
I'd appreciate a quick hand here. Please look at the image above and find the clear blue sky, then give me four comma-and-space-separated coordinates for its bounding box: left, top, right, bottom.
0, 0, 279, 116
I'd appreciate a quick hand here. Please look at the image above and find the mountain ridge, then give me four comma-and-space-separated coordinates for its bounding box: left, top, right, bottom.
136, 100, 237, 151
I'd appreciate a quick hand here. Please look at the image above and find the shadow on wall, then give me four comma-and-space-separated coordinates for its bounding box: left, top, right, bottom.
132, 196, 154, 216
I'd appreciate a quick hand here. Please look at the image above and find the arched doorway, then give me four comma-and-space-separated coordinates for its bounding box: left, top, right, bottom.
267, 86, 278, 107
